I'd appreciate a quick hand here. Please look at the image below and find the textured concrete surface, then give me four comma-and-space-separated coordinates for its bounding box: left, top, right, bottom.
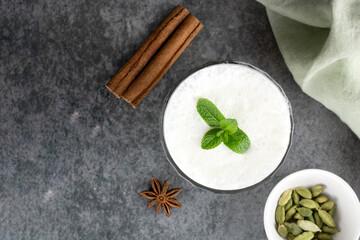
0, 0, 359, 239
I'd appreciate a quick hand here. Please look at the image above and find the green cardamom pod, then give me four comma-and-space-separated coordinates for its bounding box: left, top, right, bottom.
318, 209, 336, 228
315, 195, 328, 204
311, 185, 324, 197
306, 214, 315, 224
294, 187, 312, 199
279, 189, 293, 206
276, 205, 286, 224
292, 191, 300, 205
276, 185, 338, 240
297, 207, 313, 217
297, 220, 322, 232
287, 233, 295, 240
294, 213, 304, 220
314, 211, 323, 229
284, 222, 291, 228
321, 226, 340, 234
299, 199, 320, 209
328, 204, 336, 217
320, 201, 334, 211
317, 232, 333, 240
284, 222, 303, 236
285, 205, 297, 221
285, 198, 294, 211
278, 224, 288, 238
293, 231, 314, 240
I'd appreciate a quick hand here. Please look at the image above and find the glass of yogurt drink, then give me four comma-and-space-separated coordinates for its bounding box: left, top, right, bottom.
160, 61, 293, 193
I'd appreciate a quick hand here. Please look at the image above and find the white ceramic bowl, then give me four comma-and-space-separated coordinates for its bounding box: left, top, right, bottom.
264, 169, 360, 240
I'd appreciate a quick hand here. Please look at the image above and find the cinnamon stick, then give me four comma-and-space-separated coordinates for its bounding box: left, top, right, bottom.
123, 15, 203, 108
106, 6, 190, 98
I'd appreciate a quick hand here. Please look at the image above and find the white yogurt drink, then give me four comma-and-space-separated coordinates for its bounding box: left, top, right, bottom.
163, 63, 292, 191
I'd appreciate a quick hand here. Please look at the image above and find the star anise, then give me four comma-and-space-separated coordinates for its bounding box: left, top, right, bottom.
139, 178, 182, 218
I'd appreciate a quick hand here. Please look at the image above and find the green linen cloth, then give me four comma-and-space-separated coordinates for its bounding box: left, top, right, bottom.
257, 0, 360, 138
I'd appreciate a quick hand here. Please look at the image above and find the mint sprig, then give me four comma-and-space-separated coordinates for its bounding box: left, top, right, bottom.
196, 98, 251, 154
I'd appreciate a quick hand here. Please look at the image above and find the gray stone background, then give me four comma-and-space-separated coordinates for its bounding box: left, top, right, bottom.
0, 0, 359, 239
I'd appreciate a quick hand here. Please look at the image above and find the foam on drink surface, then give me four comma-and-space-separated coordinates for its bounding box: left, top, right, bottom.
163, 63, 291, 190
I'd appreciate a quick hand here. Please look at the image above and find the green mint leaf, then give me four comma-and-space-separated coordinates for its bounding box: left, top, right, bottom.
220, 119, 238, 135
221, 131, 229, 143
224, 128, 251, 154
201, 128, 223, 149
216, 129, 225, 137
197, 98, 225, 127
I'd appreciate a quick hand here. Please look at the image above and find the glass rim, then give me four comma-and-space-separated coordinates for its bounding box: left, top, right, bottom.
159, 60, 294, 194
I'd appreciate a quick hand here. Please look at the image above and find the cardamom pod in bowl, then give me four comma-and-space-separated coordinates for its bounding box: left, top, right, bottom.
264, 169, 360, 240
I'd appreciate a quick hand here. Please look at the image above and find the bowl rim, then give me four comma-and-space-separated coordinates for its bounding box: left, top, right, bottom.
263, 169, 360, 239
159, 60, 294, 194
